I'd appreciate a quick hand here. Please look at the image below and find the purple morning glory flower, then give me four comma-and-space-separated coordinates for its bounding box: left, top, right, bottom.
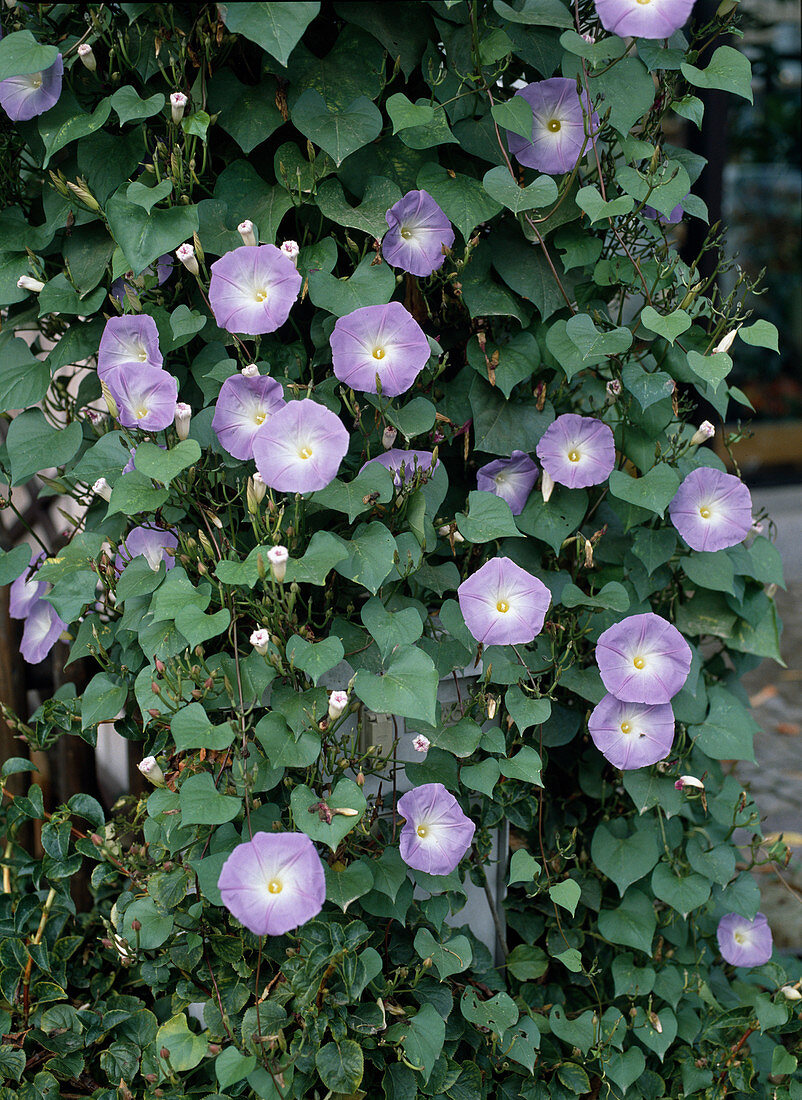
0, 54, 63, 122
9, 552, 46, 620
212, 372, 285, 460
111, 254, 172, 303
643, 203, 684, 225
477, 450, 538, 515
595, 0, 696, 40
536, 414, 615, 490
20, 598, 66, 665
669, 468, 753, 552
218, 831, 326, 936
330, 303, 431, 398
97, 315, 163, 380
252, 399, 349, 494
595, 612, 692, 704
507, 78, 600, 175
588, 693, 675, 770
458, 556, 551, 646
209, 245, 302, 336
360, 448, 438, 488
397, 783, 476, 876
717, 912, 773, 968
105, 365, 178, 432
382, 189, 455, 277
115, 525, 179, 573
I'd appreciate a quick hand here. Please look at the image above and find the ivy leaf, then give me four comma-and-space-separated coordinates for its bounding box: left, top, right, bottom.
461, 989, 518, 1040
172, 703, 235, 752
386, 92, 434, 132
39, 95, 112, 168
493, 0, 573, 28
651, 863, 711, 917
292, 88, 382, 166
155, 1015, 207, 1073
738, 319, 779, 353
565, 313, 633, 361
499, 747, 543, 786
0, 544, 32, 586
392, 1003, 445, 1083
218, 2, 320, 65
591, 818, 661, 896
315, 176, 402, 238
549, 879, 581, 916
133, 440, 201, 486
682, 46, 753, 103
598, 888, 656, 956
576, 185, 634, 223
361, 597, 423, 661
254, 711, 321, 767
216, 1048, 257, 1091
482, 166, 558, 214
517, 486, 588, 554
308, 252, 395, 315
126, 179, 173, 213
508, 849, 541, 885
284, 531, 350, 585
417, 162, 501, 240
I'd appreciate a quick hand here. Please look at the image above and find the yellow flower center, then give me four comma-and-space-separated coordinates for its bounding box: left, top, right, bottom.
547, 119, 561, 133
299, 445, 314, 460
32, 73, 43, 89
137, 349, 147, 362
734, 931, 746, 944
267, 879, 283, 894
636, 0, 651, 5
496, 599, 509, 614
400, 227, 413, 240
699, 506, 711, 519
254, 288, 268, 302
568, 449, 581, 463
416, 824, 428, 838
633, 656, 646, 670
620, 722, 632, 734
135, 405, 149, 420
372, 347, 385, 360
254, 411, 266, 426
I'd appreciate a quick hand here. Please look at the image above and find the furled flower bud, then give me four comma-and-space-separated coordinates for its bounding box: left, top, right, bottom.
437, 524, 465, 543
17, 276, 45, 293
690, 421, 715, 446
175, 243, 199, 275
780, 985, 802, 1001
675, 774, 705, 791
486, 695, 497, 720
138, 757, 166, 786
712, 328, 738, 355
281, 240, 300, 265
382, 425, 398, 449
240, 363, 260, 378
238, 220, 257, 247
93, 477, 112, 502
267, 545, 288, 583
78, 43, 97, 71
250, 628, 270, 655
328, 690, 348, 721
606, 379, 622, 400
246, 473, 266, 514
174, 402, 192, 440
170, 91, 188, 124
541, 469, 555, 503
412, 734, 430, 753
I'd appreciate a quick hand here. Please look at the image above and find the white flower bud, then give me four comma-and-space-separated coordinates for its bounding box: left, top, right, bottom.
412, 734, 430, 753
382, 426, 398, 449
238, 220, 257, 247
175, 243, 199, 275
170, 91, 188, 124
674, 774, 705, 791
712, 328, 739, 355
690, 421, 715, 446
437, 524, 464, 543
92, 477, 112, 502
250, 628, 270, 655
17, 276, 45, 293
240, 363, 260, 378
246, 473, 266, 514
541, 469, 555, 503
328, 690, 348, 720
780, 985, 802, 1001
174, 402, 192, 440
267, 545, 289, 583
138, 757, 166, 786
281, 240, 299, 265
486, 695, 497, 720
78, 43, 97, 71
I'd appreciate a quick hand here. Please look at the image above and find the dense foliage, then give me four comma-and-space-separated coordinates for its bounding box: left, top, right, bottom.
0, 3, 799, 1099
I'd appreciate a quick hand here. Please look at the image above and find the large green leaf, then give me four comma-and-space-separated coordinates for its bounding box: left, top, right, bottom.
682, 46, 753, 103
307, 252, 394, 316
482, 166, 558, 214
315, 1040, 364, 1093
334, 522, 396, 593
110, 86, 165, 125
690, 684, 758, 763
608, 465, 681, 518
292, 89, 382, 166
416, 162, 501, 241
179, 773, 241, 827
106, 189, 199, 275
0, 30, 58, 80
291, 778, 366, 850
82, 673, 128, 730
591, 818, 661, 896
0, 332, 50, 414
354, 645, 438, 726
6, 410, 82, 486
218, 2, 320, 65
315, 176, 402, 238
207, 71, 283, 153
39, 94, 112, 168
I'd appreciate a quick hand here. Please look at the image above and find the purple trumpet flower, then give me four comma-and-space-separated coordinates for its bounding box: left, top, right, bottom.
209, 245, 302, 336
397, 783, 476, 876
252, 399, 349, 494
105, 365, 178, 432
115, 525, 179, 573
717, 912, 773, 968
595, 0, 696, 40
588, 693, 675, 770
19, 598, 67, 665
111, 254, 172, 303
212, 372, 285, 460
9, 552, 46, 620
507, 78, 599, 175
330, 302, 430, 398
97, 315, 163, 380
669, 467, 753, 553
595, 612, 692, 704
382, 189, 455, 277
477, 450, 538, 515
218, 831, 326, 936
360, 448, 438, 488
458, 556, 551, 647
0, 54, 63, 122
536, 414, 615, 489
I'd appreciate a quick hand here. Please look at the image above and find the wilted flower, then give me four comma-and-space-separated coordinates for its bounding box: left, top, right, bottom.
116, 525, 178, 573
360, 448, 438, 488
241, 363, 260, 378
17, 275, 45, 293
281, 240, 299, 264
97, 315, 163, 380
588, 694, 675, 770
675, 774, 705, 791
267, 545, 288, 583
104, 365, 178, 431
0, 54, 63, 121
606, 379, 622, 399
458, 556, 551, 646
477, 450, 538, 515
382, 425, 398, 449
238, 220, 257, 247
212, 372, 285, 460
209, 245, 302, 336
507, 78, 599, 175
252, 400, 349, 494
330, 302, 430, 397
138, 757, 165, 786
595, 0, 696, 39
328, 690, 348, 720
690, 421, 715, 446
669, 468, 753, 553
382, 190, 455, 277
93, 477, 112, 502
217, 831, 326, 935
250, 628, 270, 655
170, 91, 187, 123
397, 783, 476, 875
174, 402, 192, 440
77, 43, 97, 72
175, 242, 199, 275
717, 912, 773, 968
595, 612, 692, 704
412, 734, 431, 753
536, 414, 615, 490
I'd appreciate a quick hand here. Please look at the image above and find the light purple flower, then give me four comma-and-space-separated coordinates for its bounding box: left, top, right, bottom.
110, 254, 172, 303
382, 190, 455, 277
588, 693, 675, 770
0, 54, 63, 122
595, 612, 692, 704
115, 525, 178, 573
105, 365, 178, 431
643, 203, 684, 225
212, 372, 285, 460
458, 556, 551, 646
97, 315, 163, 380
9, 552, 45, 620
536, 414, 615, 490
209, 245, 302, 336
477, 451, 538, 515
360, 448, 438, 488
595, 0, 696, 40
330, 303, 430, 398
717, 912, 773, 968
669, 468, 753, 552
252, 400, 349, 494
507, 78, 599, 175
218, 831, 326, 936
20, 598, 66, 665
397, 783, 476, 876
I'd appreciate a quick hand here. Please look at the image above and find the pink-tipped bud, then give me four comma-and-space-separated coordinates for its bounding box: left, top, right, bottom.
170, 92, 188, 124
606, 379, 622, 399
412, 734, 430, 753
78, 43, 97, 72
675, 774, 705, 791
328, 690, 348, 721
17, 275, 44, 293
175, 243, 199, 275
174, 402, 192, 440
690, 421, 715, 446
138, 757, 166, 786
238, 220, 257, 247
281, 240, 299, 265
250, 628, 270, 655
267, 545, 289, 583
93, 477, 112, 502
382, 426, 398, 449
